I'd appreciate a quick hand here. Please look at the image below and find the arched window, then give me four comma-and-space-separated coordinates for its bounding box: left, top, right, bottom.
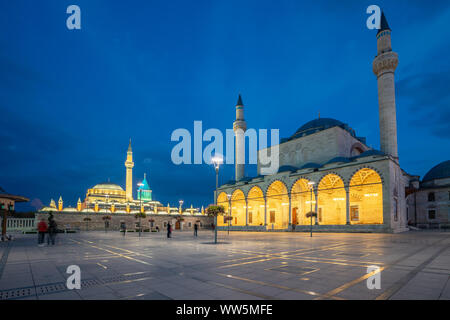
318, 174, 346, 225
216, 192, 229, 227
266, 181, 289, 230
231, 189, 246, 226
428, 192, 435, 202
291, 179, 315, 225
349, 168, 383, 224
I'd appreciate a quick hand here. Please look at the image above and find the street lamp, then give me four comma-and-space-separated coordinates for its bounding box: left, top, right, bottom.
226, 194, 232, 235
211, 155, 223, 244
179, 200, 184, 213
137, 182, 144, 237
308, 181, 315, 238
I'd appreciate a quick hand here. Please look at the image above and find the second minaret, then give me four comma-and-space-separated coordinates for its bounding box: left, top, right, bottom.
373, 12, 399, 160
233, 94, 247, 181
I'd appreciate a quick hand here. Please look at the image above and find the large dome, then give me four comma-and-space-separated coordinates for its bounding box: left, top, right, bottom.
92, 183, 124, 191
291, 118, 356, 140
422, 160, 450, 182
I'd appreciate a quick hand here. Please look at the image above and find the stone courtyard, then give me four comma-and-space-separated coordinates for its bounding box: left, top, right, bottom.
0, 230, 449, 300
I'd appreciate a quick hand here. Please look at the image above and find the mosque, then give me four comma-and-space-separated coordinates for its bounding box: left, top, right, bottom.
40, 140, 201, 215
216, 13, 450, 233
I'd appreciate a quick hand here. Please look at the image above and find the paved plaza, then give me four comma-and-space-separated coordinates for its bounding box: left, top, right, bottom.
0, 230, 449, 300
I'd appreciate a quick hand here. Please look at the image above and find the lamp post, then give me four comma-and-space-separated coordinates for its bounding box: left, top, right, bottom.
179, 200, 184, 213
308, 181, 315, 238
226, 194, 232, 235
137, 182, 144, 237
211, 155, 223, 244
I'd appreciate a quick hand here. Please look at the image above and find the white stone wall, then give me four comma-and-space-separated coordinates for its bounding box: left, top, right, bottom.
257, 126, 369, 174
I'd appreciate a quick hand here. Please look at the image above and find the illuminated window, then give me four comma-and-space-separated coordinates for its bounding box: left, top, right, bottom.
318, 207, 323, 223
248, 212, 253, 224
270, 211, 276, 223
350, 206, 359, 222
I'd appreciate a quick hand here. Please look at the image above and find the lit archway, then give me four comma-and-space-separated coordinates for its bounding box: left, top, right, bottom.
317, 174, 346, 225
247, 186, 265, 226
231, 189, 246, 226
217, 192, 229, 227
291, 179, 316, 225
266, 181, 289, 229
349, 168, 383, 224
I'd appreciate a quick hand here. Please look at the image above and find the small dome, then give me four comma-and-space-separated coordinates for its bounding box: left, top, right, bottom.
291, 118, 356, 140
423, 160, 450, 182
325, 157, 351, 165
92, 183, 124, 191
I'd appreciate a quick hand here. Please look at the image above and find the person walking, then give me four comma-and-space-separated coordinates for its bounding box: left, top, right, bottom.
120, 222, 126, 237
37, 218, 48, 246
167, 222, 172, 238
47, 218, 57, 245
194, 223, 198, 237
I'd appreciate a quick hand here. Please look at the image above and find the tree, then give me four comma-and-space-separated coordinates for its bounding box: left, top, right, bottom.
206, 205, 225, 244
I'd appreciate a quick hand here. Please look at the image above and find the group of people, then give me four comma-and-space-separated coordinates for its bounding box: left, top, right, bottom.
166, 222, 199, 238
37, 214, 58, 246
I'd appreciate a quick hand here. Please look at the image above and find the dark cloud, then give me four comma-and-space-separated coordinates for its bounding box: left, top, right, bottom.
397, 71, 450, 139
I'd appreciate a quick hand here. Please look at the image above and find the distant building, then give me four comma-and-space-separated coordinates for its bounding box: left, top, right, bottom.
40, 141, 200, 215
407, 161, 450, 228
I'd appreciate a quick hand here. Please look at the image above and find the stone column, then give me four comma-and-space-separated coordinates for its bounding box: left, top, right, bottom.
314, 189, 319, 225
245, 199, 248, 226
288, 195, 292, 229
345, 186, 350, 225
264, 197, 267, 227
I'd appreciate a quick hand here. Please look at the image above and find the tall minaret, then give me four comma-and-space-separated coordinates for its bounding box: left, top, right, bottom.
125, 139, 134, 201
233, 94, 247, 181
373, 12, 399, 160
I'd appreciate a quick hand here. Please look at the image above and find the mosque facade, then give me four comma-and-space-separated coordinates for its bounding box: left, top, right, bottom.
215, 13, 450, 233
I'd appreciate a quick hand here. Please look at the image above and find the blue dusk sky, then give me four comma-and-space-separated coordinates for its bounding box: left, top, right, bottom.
1, 0, 449, 211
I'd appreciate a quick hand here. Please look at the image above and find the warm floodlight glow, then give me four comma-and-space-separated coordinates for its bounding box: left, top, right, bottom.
364, 193, 379, 197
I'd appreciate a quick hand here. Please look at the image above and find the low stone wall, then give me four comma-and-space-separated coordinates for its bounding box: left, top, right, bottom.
35, 212, 213, 232
218, 224, 392, 233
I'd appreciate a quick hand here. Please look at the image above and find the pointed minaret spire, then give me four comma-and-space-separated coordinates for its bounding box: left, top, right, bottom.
377, 11, 391, 35
128, 138, 132, 152
237, 93, 244, 106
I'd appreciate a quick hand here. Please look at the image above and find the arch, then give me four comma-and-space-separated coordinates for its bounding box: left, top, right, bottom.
217, 192, 229, 227
290, 178, 316, 226
348, 165, 385, 186
349, 168, 383, 224
266, 180, 289, 230
246, 186, 265, 226
317, 173, 346, 225
230, 189, 246, 226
